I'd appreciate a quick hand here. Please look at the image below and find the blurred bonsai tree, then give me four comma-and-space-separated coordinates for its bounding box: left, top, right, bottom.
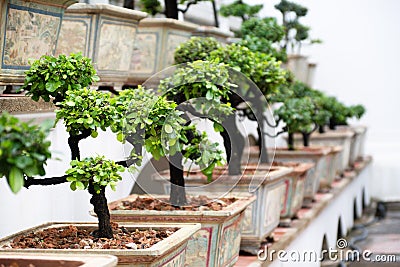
138, 0, 163, 16
219, 0, 263, 22
174, 37, 221, 64
274, 0, 321, 54
0, 112, 52, 193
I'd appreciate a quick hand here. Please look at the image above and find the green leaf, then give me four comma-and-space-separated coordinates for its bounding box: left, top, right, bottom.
91, 131, 98, 138
76, 181, 85, 190
8, 167, 24, 193
164, 124, 173, 134
117, 132, 124, 142
213, 122, 224, 132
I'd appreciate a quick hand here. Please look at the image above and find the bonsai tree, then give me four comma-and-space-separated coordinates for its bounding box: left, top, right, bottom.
119, 84, 227, 206
207, 43, 288, 164
238, 17, 287, 62
174, 37, 221, 64
0, 112, 52, 193
274, 0, 321, 54
21, 53, 99, 104
219, 0, 263, 22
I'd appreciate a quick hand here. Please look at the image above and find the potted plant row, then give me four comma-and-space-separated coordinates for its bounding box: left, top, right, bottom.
0, 53, 201, 266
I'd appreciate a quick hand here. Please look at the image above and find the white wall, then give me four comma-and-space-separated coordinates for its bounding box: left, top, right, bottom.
253, 0, 400, 201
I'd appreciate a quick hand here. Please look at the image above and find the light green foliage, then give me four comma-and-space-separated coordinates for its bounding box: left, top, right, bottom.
274, 97, 315, 134
209, 44, 287, 98
121, 86, 226, 181
174, 37, 222, 64
66, 156, 125, 194
238, 36, 287, 62
219, 0, 263, 21
55, 88, 120, 137
159, 60, 234, 120
0, 112, 52, 193
22, 53, 99, 102
139, 0, 162, 16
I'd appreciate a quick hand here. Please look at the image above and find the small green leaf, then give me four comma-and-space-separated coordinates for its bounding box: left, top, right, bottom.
91, 131, 98, 138
164, 124, 173, 134
8, 167, 24, 193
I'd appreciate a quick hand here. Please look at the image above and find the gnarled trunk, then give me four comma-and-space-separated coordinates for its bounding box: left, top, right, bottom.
288, 132, 295, 151
89, 183, 113, 239
221, 114, 244, 175
68, 129, 91, 160
169, 153, 187, 206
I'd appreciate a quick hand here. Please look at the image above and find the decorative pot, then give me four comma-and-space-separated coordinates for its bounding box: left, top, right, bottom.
273, 162, 314, 219
0, 0, 78, 87
55, 3, 147, 90
0, 222, 200, 267
128, 18, 198, 85
155, 164, 292, 254
284, 54, 309, 84
336, 125, 368, 165
192, 25, 233, 44
269, 146, 332, 205
321, 146, 343, 189
288, 131, 354, 174
0, 253, 118, 267
108, 194, 255, 267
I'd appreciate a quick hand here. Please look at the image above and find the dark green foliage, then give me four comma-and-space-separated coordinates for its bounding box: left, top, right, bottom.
240, 17, 284, 43
174, 37, 222, 64
0, 112, 52, 193
139, 0, 162, 16
219, 0, 263, 21
22, 53, 99, 103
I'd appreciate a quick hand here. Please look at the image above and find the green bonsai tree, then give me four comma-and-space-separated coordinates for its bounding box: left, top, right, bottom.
21, 53, 99, 104
238, 17, 287, 61
119, 84, 227, 206
274, 0, 321, 54
219, 0, 263, 22
0, 112, 52, 193
174, 37, 221, 64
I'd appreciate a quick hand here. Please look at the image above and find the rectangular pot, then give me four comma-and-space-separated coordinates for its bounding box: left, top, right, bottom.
108, 194, 255, 267
55, 3, 147, 90
336, 125, 368, 165
273, 162, 314, 219
192, 25, 233, 43
153, 164, 292, 255
0, 222, 200, 267
271, 146, 331, 204
128, 18, 198, 85
288, 131, 354, 174
0, 253, 118, 267
0, 0, 78, 86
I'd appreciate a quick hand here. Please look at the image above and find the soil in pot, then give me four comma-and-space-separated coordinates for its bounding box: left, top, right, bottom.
3, 223, 177, 250
112, 195, 237, 212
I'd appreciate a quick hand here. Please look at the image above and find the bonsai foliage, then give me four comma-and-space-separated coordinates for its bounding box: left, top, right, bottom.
123, 85, 226, 205
219, 0, 263, 22
238, 16, 288, 61
66, 156, 125, 238
22, 53, 99, 103
55, 88, 122, 160
274, 0, 321, 54
174, 37, 221, 64
139, 0, 162, 16
0, 112, 52, 193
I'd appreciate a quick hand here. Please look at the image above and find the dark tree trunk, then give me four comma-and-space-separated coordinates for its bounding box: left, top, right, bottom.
302, 132, 310, 147
123, 0, 135, 9
165, 0, 179, 19
288, 132, 295, 151
319, 125, 325, 134
211, 0, 219, 27
329, 118, 336, 130
68, 129, 91, 161
169, 153, 187, 206
221, 114, 244, 175
256, 110, 269, 163
88, 183, 113, 239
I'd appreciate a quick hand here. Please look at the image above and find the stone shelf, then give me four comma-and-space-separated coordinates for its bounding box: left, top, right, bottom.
235, 157, 372, 267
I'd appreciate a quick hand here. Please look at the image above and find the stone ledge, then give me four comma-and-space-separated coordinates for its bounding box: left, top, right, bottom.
0, 96, 55, 114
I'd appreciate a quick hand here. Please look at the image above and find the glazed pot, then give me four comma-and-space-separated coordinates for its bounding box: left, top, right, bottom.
0, 0, 78, 86
0, 222, 200, 267
108, 194, 255, 266
154, 164, 292, 254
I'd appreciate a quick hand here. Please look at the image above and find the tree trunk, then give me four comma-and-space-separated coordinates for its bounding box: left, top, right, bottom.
329, 118, 336, 130
319, 125, 325, 134
169, 153, 187, 206
288, 132, 295, 151
89, 183, 113, 239
68, 129, 92, 161
257, 112, 269, 163
221, 114, 244, 175
211, 0, 219, 27
165, 0, 179, 19
302, 132, 310, 147
123, 0, 134, 9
